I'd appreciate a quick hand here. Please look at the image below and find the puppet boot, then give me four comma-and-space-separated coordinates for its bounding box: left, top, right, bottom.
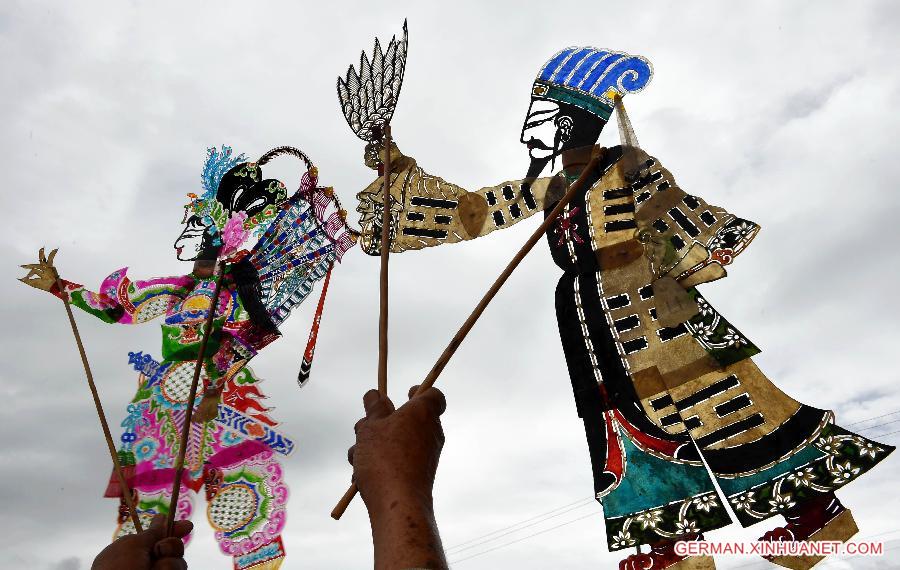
759, 492, 858, 570
619, 535, 715, 570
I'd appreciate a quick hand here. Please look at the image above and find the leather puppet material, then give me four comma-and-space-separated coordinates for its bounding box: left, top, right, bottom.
350, 47, 894, 563
49, 146, 355, 570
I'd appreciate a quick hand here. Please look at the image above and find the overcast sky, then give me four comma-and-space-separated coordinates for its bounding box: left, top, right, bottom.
2, 1, 899, 568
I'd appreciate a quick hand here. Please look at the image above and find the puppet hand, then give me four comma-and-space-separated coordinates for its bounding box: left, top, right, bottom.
91, 515, 193, 570
19, 247, 60, 292
363, 140, 408, 171
348, 385, 446, 516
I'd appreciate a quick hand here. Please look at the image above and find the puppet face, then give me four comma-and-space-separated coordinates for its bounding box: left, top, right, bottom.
174, 207, 212, 261
174, 162, 288, 262
520, 98, 571, 161
520, 98, 606, 175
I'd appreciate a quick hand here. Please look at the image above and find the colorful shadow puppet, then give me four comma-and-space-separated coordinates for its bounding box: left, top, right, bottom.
342, 47, 894, 569
20, 146, 355, 570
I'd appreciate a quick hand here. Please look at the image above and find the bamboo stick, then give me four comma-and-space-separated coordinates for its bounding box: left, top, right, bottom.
331, 152, 603, 520
378, 125, 392, 396
53, 268, 144, 533
165, 263, 225, 537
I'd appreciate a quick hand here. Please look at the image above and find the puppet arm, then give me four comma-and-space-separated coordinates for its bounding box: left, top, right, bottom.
53, 268, 196, 324
631, 149, 760, 288
357, 143, 557, 255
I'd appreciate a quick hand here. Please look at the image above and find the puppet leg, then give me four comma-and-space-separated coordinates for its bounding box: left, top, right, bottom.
599, 414, 725, 567
205, 439, 288, 570
554, 272, 730, 564
112, 485, 196, 541
109, 392, 199, 541
643, 355, 892, 569
657, 358, 893, 527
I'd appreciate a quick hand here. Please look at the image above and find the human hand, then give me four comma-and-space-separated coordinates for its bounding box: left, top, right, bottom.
348, 385, 446, 517
348, 385, 449, 570
91, 514, 193, 570
19, 247, 60, 292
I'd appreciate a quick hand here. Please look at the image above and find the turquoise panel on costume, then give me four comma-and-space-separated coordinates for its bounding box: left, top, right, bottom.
715, 443, 827, 497
601, 434, 717, 519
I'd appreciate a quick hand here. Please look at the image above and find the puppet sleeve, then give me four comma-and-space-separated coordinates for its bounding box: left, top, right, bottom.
52, 268, 195, 324
631, 150, 760, 288
356, 153, 557, 255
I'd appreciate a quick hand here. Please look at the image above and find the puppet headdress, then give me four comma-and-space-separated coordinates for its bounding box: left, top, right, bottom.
532, 48, 653, 122
187, 145, 250, 237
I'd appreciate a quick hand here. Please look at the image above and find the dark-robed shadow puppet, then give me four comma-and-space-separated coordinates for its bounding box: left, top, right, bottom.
339, 37, 894, 570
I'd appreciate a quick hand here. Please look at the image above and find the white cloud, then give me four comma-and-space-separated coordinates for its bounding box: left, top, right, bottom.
2, 1, 898, 569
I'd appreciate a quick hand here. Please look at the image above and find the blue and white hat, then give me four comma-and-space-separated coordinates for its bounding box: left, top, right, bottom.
533, 48, 653, 121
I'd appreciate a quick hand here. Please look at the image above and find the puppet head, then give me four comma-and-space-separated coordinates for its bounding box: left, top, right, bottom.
175, 146, 295, 262
521, 48, 653, 173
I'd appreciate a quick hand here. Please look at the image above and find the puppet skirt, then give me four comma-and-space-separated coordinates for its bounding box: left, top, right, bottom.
554, 272, 894, 551
107, 355, 291, 570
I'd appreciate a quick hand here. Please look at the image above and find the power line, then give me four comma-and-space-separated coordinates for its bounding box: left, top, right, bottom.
443, 409, 900, 563
445, 496, 594, 552
450, 508, 603, 565
857, 417, 900, 433
844, 409, 900, 427
446, 498, 596, 555
870, 427, 900, 439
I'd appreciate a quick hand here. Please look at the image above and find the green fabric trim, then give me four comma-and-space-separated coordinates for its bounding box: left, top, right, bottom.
68, 289, 123, 323
605, 489, 732, 551
726, 423, 895, 527
538, 82, 613, 121
687, 288, 761, 367
160, 317, 226, 362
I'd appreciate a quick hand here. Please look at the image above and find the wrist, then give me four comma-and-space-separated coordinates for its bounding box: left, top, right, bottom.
368, 490, 446, 570
364, 483, 433, 522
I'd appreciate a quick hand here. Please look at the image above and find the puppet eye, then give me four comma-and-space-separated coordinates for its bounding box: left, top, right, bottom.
244, 197, 266, 214
231, 188, 244, 211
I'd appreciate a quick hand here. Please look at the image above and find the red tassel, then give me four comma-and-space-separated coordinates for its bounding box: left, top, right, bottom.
298, 264, 334, 387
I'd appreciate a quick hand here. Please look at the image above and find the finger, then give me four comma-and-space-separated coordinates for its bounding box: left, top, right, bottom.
362, 389, 380, 412
136, 515, 192, 547
407, 384, 420, 399
347, 444, 356, 466
47, 248, 58, 265
408, 386, 447, 418
39, 247, 46, 264
152, 537, 185, 558
171, 519, 193, 539
132, 514, 167, 547
354, 417, 366, 434
363, 389, 394, 419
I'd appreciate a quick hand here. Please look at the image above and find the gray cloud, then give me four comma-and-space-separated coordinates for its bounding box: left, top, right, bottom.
2, 1, 899, 568
49, 558, 81, 570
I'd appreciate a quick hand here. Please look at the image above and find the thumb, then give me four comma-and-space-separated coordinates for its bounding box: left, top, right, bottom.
134, 515, 193, 548
171, 519, 194, 539
131, 515, 168, 548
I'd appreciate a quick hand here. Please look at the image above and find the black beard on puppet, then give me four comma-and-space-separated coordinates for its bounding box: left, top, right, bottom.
523, 101, 608, 181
